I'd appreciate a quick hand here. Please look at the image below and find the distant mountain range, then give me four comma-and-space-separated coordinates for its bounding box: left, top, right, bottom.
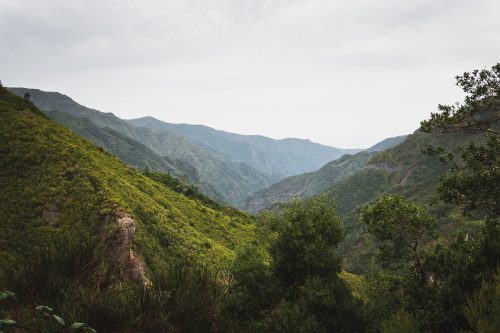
128, 116, 362, 178
244, 136, 407, 213
8, 88, 364, 208
0, 85, 259, 288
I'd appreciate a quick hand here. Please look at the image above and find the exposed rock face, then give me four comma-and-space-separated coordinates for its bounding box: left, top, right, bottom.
400, 166, 417, 186
365, 161, 403, 172
106, 213, 150, 286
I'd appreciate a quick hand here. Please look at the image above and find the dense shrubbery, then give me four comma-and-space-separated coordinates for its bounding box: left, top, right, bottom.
226, 196, 367, 332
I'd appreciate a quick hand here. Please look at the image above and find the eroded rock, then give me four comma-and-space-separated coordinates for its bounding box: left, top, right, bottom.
106, 213, 151, 287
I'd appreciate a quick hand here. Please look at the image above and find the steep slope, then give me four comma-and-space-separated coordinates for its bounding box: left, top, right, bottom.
0, 87, 261, 286
366, 134, 407, 152
327, 127, 498, 273
128, 116, 362, 178
244, 135, 406, 213
8, 88, 276, 207
130, 125, 277, 207
45, 110, 224, 202
244, 152, 375, 213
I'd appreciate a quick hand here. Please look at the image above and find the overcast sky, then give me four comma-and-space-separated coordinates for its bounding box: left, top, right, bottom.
1, 0, 499, 148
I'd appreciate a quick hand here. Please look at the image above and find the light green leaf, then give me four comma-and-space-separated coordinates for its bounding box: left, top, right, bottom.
84, 328, 97, 333
0, 291, 15, 301
71, 322, 86, 331
35, 305, 54, 312
52, 315, 65, 326
0, 319, 16, 326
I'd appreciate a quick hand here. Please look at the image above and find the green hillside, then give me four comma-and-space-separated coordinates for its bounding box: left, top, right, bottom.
0, 87, 367, 332
244, 135, 407, 213
0, 86, 261, 284
8, 88, 277, 208
46, 110, 225, 202
328, 129, 494, 272
366, 135, 408, 152
245, 151, 376, 213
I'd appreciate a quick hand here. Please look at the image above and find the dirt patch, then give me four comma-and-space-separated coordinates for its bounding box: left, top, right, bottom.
42, 203, 60, 224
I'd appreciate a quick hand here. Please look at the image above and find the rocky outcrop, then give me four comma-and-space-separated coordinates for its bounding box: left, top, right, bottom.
105, 213, 151, 287
365, 161, 403, 172
400, 166, 417, 186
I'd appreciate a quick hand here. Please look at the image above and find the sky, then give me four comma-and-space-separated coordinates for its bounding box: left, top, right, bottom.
1, 0, 499, 148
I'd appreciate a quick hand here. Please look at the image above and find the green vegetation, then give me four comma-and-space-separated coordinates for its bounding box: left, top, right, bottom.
1, 63, 498, 332
245, 151, 376, 213
227, 196, 366, 332
0, 292, 96, 333
8, 87, 278, 208
358, 63, 500, 333
0, 86, 263, 331
45, 110, 225, 203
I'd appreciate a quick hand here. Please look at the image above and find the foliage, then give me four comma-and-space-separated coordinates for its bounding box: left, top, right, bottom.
363, 62, 500, 329
420, 63, 500, 134
362, 195, 436, 282
464, 268, 500, 333
0, 292, 96, 333
0, 86, 263, 332
142, 168, 223, 211
270, 195, 344, 287
227, 196, 367, 332
380, 311, 418, 333
421, 63, 499, 217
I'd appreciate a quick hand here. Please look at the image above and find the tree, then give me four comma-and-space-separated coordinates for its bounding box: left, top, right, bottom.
270, 195, 344, 288
228, 196, 366, 332
463, 267, 500, 333
362, 195, 436, 284
363, 64, 500, 332
421, 63, 499, 217
266, 195, 366, 333
420, 63, 499, 135
225, 245, 275, 323
418, 63, 499, 330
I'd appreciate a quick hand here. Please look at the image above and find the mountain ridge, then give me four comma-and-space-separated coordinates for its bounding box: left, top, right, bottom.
244, 135, 407, 213
128, 116, 362, 178
8, 88, 278, 207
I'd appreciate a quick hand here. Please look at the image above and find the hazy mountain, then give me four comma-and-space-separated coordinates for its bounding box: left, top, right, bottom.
8, 88, 277, 207
128, 117, 362, 178
0, 85, 259, 287
366, 135, 407, 152
244, 136, 406, 213
46, 110, 225, 202
244, 152, 374, 213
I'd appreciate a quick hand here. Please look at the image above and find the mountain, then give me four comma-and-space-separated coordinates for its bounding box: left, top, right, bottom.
0, 85, 261, 287
244, 135, 406, 213
8, 88, 278, 207
242, 124, 495, 272
0, 86, 365, 332
244, 151, 374, 213
45, 110, 224, 202
128, 117, 362, 178
366, 135, 407, 152
327, 127, 497, 273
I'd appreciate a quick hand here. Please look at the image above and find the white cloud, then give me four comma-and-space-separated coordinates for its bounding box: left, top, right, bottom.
1, 0, 499, 147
